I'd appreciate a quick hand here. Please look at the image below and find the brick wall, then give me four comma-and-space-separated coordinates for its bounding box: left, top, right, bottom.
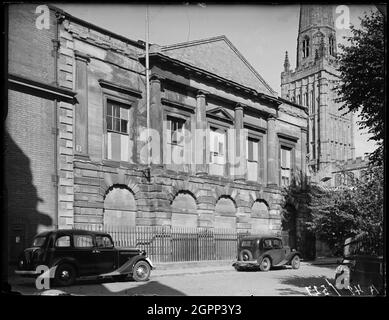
5, 90, 56, 261
8, 4, 56, 84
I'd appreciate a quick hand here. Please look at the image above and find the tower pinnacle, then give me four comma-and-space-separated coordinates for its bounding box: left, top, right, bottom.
283, 51, 290, 72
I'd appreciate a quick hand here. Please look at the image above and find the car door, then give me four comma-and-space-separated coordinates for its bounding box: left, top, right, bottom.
71, 234, 98, 275
94, 235, 117, 274
270, 238, 286, 265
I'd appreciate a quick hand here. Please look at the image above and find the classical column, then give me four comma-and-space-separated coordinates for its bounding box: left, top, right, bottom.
301, 127, 308, 188
195, 90, 208, 175
234, 103, 247, 181
267, 115, 278, 187
74, 51, 90, 159
149, 74, 163, 165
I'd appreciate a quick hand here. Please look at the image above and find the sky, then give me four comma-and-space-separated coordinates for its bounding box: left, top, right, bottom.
53, 3, 378, 158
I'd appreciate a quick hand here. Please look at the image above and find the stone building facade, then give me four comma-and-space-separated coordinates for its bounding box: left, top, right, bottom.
5, 4, 308, 263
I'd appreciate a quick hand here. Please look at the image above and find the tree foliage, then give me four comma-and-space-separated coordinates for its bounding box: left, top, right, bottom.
306, 164, 384, 256
336, 10, 385, 165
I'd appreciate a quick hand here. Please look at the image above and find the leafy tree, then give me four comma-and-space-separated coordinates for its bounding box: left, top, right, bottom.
306, 164, 383, 256
336, 10, 385, 165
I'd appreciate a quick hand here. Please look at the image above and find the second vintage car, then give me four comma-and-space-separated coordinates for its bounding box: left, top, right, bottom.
15, 229, 154, 286
232, 235, 301, 271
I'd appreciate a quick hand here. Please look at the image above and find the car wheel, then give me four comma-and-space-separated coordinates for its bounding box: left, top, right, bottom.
239, 249, 253, 261
291, 255, 301, 269
132, 260, 151, 282
54, 263, 76, 287
259, 257, 271, 272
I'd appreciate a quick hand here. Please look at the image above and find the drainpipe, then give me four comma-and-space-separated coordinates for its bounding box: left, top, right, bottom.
52, 10, 65, 230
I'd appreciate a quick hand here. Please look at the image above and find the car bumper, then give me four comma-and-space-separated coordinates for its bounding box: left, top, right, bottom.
15, 270, 40, 277
232, 261, 259, 268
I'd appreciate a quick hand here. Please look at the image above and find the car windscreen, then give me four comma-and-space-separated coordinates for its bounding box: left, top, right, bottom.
32, 236, 47, 247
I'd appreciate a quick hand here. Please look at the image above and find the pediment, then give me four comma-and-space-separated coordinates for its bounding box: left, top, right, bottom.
206, 107, 234, 122
161, 36, 276, 96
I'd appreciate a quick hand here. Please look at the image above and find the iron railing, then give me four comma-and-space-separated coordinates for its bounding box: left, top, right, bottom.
73, 224, 250, 263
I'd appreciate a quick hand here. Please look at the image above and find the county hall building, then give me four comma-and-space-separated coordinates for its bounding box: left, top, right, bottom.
5, 4, 308, 263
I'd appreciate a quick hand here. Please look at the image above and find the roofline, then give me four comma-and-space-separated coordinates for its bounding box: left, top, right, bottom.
48, 4, 145, 50
278, 96, 308, 113
144, 51, 281, 107
161, 35, 277, 96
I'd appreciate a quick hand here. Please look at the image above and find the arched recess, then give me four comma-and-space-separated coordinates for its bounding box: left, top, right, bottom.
171, 191, 198, 228
103, 185, 137, 227
250, 200, 271, 234
214, 196, 237, 230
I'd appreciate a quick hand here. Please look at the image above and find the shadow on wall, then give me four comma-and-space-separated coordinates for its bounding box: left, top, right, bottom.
4, 130, 53, 266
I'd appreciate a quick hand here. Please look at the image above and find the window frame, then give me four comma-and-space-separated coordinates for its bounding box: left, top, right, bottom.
207, 119, 231, 177
102, 94, 136, 163
278, 136, 297, 187
245, 130, 264, 183
162, 104, 194, 173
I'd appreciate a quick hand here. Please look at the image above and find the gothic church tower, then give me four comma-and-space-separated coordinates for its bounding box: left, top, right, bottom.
281, 5, 355, 179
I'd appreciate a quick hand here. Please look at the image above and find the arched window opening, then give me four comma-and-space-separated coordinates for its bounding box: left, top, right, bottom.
329, 36, 335, 56
302, 37, 310, 58
103, 186, 136, 227
171, 191, 198, 228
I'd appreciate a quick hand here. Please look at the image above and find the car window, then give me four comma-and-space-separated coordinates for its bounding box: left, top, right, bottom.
96, 236, 114, 248
55, 235, 71, 248
241, 240, 252, 247
74, 235, 94, 248
32, 236, 47, 247
272, 239, 282, 249
263, 239, 272, 249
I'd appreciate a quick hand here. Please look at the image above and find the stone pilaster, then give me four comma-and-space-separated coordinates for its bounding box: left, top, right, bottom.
195, 90, 208, 175
318, 75, 329, 165
149, 73, 163, 166
267, 115, 278, 187
234, 103, 247, 181
74, 50, 90, 159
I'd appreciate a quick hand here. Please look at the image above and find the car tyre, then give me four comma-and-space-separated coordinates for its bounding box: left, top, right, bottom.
259, 257, 271, 272
54, 263, 76, 287
291, 255, 301, 269
132, 260, 151, 282
239, 249, 253, 261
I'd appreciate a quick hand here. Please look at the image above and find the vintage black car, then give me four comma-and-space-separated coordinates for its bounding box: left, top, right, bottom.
15, 229, 154, 286
232, 236, 301, 271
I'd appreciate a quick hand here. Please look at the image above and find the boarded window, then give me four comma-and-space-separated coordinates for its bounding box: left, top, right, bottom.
106, 100, 131, 162
104, 187, 136, 227
215, 197, 236, 216
251, 200, 269, 217
171, 192, 197, 212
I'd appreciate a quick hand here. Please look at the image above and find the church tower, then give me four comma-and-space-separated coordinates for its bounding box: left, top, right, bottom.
281, 5, 355, 178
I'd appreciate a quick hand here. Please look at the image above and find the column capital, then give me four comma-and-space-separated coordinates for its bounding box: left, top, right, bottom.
196, 89, 209, 98
150, 73, 165, 83
267, 114, 277, 121
234, 103, 246, 111
74, 50, 90, 63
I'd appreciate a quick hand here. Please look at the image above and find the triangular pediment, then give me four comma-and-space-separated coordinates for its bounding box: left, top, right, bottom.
161, 36, 276, 96
206, 107, 234, 122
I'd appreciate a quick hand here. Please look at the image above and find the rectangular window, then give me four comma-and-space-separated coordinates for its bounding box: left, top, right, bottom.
209, 127, 226, 176
106, 100, 130, 162
166, 116, 186, 167
281, 146, 292, 186
246, 138, 259, 181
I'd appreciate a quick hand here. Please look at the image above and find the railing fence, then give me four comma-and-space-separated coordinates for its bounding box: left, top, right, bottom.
74, 224, 251, 263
